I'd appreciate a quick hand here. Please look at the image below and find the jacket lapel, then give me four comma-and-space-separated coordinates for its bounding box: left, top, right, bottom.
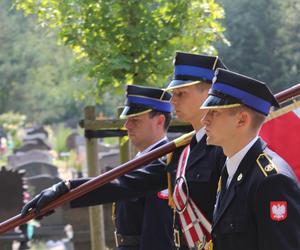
186, 136, 207, 170
154, 139, 169, 150
213, 138, 265, 228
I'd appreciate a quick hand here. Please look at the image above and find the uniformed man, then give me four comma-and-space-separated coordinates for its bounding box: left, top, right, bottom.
21, 85, 176, 250
201, 68, 300, 250
165, 52, 227, 249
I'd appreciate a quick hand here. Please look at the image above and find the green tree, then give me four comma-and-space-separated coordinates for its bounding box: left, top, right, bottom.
15, 0, 226, 94
217, 0, 300, 92
0, 0, 92, 123
275, 0, 300, 89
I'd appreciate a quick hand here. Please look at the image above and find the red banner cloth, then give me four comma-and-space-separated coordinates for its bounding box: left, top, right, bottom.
259, 108, 300, 181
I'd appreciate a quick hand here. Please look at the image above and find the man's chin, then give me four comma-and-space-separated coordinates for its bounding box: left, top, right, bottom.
206, 137, 217, 146
175, 114, 187, 123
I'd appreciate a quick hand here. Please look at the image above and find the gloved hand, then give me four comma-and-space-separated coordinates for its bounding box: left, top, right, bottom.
21, 181, 70, 217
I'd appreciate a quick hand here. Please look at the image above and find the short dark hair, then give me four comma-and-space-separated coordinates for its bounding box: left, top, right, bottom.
149, 110, 172, 131
229, 106, 266, 130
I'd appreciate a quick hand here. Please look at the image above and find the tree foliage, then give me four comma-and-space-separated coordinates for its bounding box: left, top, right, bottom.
14, 0, 226, 94
217, 0, 300, 92
0, 0, 92, 123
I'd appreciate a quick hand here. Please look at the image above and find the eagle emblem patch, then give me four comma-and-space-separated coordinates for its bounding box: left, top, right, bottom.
270, 201, 287, 221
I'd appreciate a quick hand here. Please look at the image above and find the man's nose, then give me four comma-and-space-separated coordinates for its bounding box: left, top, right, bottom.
124, 119, 130, 129
171, 94, 177, 105
201, 110, 210, 125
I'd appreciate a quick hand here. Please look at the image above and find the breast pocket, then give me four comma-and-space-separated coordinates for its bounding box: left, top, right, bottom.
185, 165, 212, 182
219, 216, 248, 234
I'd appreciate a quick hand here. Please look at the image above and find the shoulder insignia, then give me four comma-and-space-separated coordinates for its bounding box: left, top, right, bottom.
256, 153, 279, 177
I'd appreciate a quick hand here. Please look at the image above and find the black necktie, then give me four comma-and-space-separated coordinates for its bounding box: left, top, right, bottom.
189, 135, 197, 150
218, 166, 229, 209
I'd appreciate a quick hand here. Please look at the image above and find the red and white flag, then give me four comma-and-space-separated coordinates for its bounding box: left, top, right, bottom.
259, 106, 300, 180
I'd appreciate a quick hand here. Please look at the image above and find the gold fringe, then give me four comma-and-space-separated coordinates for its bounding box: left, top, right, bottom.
111, 202, 116, 226
205, 240, 213, 250
168, 172, 175, 208
266, 100, 300, 122
166, 152, 175, 208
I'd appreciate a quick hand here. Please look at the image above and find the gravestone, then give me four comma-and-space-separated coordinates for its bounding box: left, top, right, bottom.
26, 175, 70, 241
25, 125, 48, 138
14, 138, 51, 154
0, 167, 25, 220
63, 207, 91, 250
98, 149, 120, 170
66, 132, 80, 151
14, 162, 58, 178
24, 174, 90, 248
26, 175, 61, 196
23, 133, 47, 142
7, 150, 53, 168
0, 167, 28, 249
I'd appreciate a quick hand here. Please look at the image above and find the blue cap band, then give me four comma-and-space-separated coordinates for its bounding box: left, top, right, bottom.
174, 65, 215, 81
127, 96, 172, 113
213, 82, 271, 115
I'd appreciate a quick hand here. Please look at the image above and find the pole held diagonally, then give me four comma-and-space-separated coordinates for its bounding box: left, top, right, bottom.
0, 83, 299, 234
0, 131, 194, 234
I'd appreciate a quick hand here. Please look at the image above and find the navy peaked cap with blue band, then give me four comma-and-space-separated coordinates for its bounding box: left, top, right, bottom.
120, 85, 172, 119
166, 52, 227, 90
201, 69, 280, 116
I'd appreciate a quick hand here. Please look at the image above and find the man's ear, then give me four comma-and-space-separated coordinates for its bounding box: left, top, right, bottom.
237, 111, 249, 128
157, 114, 166, 128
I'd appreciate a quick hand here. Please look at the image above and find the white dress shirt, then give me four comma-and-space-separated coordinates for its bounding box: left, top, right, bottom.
226, 136, 259, 188
135, 136, 168, 158
195, 127, 205, 143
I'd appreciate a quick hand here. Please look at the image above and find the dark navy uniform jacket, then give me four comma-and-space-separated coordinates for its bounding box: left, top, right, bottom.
168, 135, 226, 241
212, 138, 300, 250
69, 139, 176, 250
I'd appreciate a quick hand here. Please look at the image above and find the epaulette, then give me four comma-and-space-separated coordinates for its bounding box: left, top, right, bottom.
256, 153, 279, 177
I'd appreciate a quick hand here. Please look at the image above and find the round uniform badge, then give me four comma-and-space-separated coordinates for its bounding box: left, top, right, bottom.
237, 173, 243, 182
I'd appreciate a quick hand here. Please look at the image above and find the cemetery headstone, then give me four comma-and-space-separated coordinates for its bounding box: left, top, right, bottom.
7, 150, 53, 168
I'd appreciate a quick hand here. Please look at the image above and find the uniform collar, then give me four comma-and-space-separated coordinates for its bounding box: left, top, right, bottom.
195, 127, 205, 142
226, 136, 259, 187
136, 136, 168, 157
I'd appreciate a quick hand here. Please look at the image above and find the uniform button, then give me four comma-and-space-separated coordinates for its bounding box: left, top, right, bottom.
212, 233, 217, 238
230, 223, 234, 230
197, 174, 200, 178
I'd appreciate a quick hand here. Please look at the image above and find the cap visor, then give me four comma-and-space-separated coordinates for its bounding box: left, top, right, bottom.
119, 106, 152, 119
200, 95, 241, 109
166, 80, 201, 91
